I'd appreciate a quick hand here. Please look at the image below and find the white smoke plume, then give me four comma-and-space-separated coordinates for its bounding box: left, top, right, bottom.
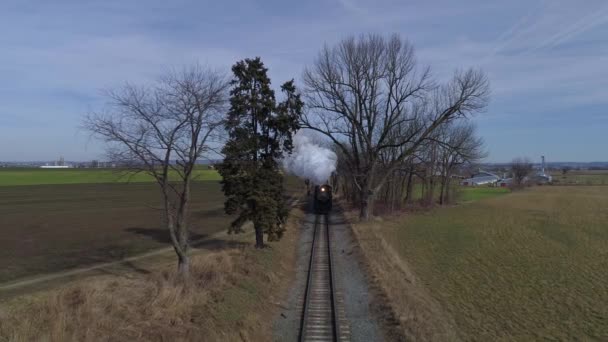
283, 132, 337, 185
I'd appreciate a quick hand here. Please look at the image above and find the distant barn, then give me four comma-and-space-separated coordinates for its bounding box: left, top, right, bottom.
461, 170, 500, 186
499, 178, 513, 187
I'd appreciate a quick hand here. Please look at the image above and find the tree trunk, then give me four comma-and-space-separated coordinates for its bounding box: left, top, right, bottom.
172, 219, 191, 278
399, 174, 407, 207
426, 163, 436, 205
445, 177, 452, 204
389, 176, 396, 215
177, 251, 190, 278
254, 225, 265, 248
405, 170, 414, 204
383, 180, 390, 207
439, 176, 447, 205
358, 174, 374, 220
426, 179, 434, 205
163, 193, 191, 279
175, 180, 191, 277
359, 196, 371, 220
359, 182, 374, 220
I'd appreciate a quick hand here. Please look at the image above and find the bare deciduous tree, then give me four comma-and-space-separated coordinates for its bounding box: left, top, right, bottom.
436, 122, 487, 204
511, 157, 533, 187
84, 65, 228, 277
301, 34, 490, 219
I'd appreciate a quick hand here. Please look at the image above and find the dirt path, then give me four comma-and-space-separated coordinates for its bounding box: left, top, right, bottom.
0, 247, 173, 291
1, 197, 301, 300
0, 229, 249, 299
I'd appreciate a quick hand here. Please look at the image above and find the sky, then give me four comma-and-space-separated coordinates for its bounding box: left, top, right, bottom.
1, 0, 607, 163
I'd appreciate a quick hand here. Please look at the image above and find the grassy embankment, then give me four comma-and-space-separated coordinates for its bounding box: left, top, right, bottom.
0, 208, 303, 341
353, 186, 608, 340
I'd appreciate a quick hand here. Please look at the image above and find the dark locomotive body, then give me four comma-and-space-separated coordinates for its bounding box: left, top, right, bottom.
313, 184, 332, 214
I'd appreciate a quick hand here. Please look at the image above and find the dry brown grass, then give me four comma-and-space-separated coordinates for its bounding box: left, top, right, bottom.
1, 252, 237, 341
349, 212, 459, 342
0, 209, 303, 342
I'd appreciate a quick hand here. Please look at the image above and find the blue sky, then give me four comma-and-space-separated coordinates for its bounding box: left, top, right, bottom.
1, 0, 607, 162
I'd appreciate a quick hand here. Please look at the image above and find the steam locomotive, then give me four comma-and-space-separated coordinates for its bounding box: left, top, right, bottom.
313, 184, 333, 214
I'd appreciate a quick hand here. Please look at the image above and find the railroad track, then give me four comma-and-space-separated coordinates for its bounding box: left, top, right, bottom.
299, 214, 348, 342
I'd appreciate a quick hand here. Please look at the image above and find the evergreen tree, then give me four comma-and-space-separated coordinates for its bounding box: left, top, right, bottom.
218, 57, 302, 248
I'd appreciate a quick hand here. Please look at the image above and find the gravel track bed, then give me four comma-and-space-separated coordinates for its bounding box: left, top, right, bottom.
273, 203, 384, 341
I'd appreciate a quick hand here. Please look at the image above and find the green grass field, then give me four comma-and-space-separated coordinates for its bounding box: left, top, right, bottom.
375, 186, 608, 340
0, 168, 220, 186
458, 186, 510, 202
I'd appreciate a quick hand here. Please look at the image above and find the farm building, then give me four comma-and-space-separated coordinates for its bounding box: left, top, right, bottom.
461, 170, 501, 186
40, 156, 70, 168
499, 178, 513, 187
40, 165, 70, 169
534, 174, 552, 184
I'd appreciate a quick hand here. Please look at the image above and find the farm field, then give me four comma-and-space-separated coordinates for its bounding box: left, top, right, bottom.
550, 169, 608, 185
366, 186, 608, 340
0, 208, 303, 341
0, 168, 304, 285
0, 168, 220, 186
0, 182, 231, 283
406, 184, 509, 204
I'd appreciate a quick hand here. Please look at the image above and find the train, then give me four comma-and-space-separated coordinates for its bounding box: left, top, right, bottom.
313, 184, 333, 214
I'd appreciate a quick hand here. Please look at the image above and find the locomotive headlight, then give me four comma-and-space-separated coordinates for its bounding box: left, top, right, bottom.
321, 187, 326, 192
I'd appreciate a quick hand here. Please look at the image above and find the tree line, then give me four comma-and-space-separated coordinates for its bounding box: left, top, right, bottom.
301, 34, 489, 218
85, 34, 490, 277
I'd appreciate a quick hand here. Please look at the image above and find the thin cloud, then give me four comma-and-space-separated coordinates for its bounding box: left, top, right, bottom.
486, 1, 546, 59
493, 2, 608, 56
535, 5, 608, 51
